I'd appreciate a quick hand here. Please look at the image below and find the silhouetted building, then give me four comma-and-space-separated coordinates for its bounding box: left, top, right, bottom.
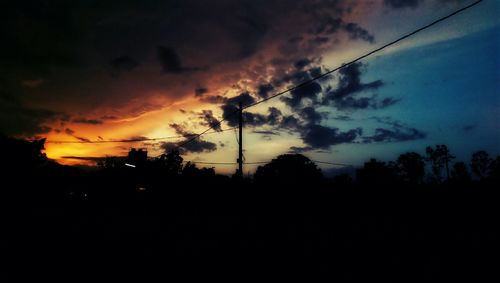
127, 148, 147, 167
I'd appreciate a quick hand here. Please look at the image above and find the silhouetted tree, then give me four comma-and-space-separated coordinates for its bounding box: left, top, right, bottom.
425, 145, 455, 183
470, 150, 492, 180
488, 156, 500, 183
356, 158, 397, 186
450, 161, 471, 183
162, 149, 184, 176
254, 154, 322, 185
1, 134, 47, 169
395, 152, 425, 184
182, 161, 216, 179
97, 156, 126, 169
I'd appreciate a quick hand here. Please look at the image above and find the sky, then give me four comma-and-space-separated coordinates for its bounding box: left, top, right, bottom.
1, 0, 499, 174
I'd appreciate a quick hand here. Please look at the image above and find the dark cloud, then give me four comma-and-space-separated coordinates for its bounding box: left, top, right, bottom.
267, 107, 282, 126
370, 116, 405, 128
101, 115, 118, 120
61, 156, 114, 162
294, 59, 312, 70
281, 81, 322, 109
252, 130, 280, 136
384, 0, 423, 9
195, 87, 209, 97
72, 118, 103, 125
332, 95, 400, 111
315, 16, 374, 43
299, 107, 323, 125
74, 136, 91, 143
65, 128, 75, 136
375, 97, 401, 109
280, 115, 302, 131
289, 146, 314, 153
160, 123, 217, 154
311, 36, 330, 45
2, 0, 382, 137
0, 94, 58, 136
221, 92, 255, 126
333, 96, 372, 110
325, 62, 383, 101
343, 23, 375, 43
199, 110, 221, 131
320, 62, 401, 111
301, 125, 362, 149
332, 115, 354, 121
257, 84, 274, 98
363, 127, 426, 143
218, 93, 290, 129
200, 95, 228, 104
109, 56, 139, 72
157, 46, 202, 74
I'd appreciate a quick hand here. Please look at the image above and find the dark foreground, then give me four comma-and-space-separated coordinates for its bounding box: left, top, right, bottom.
1, 179, 497, 281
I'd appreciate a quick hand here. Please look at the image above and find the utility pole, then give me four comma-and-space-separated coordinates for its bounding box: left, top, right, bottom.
237, 101, 243, 179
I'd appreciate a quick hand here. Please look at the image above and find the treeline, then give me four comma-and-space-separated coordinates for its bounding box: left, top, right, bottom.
1, 134, 498, 204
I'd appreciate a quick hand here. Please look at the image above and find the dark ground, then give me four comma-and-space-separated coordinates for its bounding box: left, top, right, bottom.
1, 180, 497, 281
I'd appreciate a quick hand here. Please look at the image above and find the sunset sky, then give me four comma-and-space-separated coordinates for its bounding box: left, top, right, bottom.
1, 0, 499, 174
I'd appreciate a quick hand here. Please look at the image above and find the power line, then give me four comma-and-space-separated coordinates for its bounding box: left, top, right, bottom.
311, 160, 353, 167
184, 160, 353, 166
174, 0, 482, 150
46, 127, 238, 144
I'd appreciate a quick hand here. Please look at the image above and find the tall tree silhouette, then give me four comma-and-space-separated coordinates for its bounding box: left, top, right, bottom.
396, 152, 425, 184
425, 145, 455, 183
451, 161, 471, 183
254, 154, 322, 185
470, 150, 492, 180
163, 149, 184, 176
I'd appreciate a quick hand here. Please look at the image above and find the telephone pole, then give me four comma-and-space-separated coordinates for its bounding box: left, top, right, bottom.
237, 101, 243, 178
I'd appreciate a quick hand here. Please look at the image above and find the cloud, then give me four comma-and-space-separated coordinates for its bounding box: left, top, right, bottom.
72, 118, 103, 125
200, 95, 227, 104
281, 81, 322, 109
252, 130, 280, 136
195, 87, 209, 97
160, 123, 217, 154
101, 115, 118, 120
65, 128, 75, 135
331, 95, 400, 111
314, 16, 374, 43
1, 0, 384, 141
342, 22, 375, 43
157, 46, 201, 74
288, 146, 314, 153
363, 127, 426, 143
257, 84, 274, 98
299, 107, 324, 125
384, 0, 423, 9
74, 136, 91, 143
61, 156, 112, 162
320, 62, 402, 111
332, 115, 354, 121
325, 62, 383, 101
199, 110, 221, 131
301, 125, 362, 149
294, 58, 312, 70
109, 55, 139, 72
0, 94, 58, 136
